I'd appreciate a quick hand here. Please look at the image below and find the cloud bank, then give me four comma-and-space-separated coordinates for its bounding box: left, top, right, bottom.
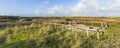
47, 0, 120, 16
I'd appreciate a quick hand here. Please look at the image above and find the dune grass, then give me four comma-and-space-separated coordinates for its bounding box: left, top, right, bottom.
0, 21, 119, 48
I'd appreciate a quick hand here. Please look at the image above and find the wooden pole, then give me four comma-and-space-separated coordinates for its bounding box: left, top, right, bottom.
55, 23, 58, 32
71, 25, 74, 34
86, 29, 89, 37
97, 32, 99, 40
105, 23, 108, 28
101, 22, 103, 30
71, 21, 74, 34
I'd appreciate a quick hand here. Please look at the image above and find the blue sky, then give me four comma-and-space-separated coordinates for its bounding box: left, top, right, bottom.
0, 0, 120, 16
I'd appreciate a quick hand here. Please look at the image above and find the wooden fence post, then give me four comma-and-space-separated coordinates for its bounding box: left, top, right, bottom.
101, 22, 105, 30
86, 29, 89, 37
97, 32, 99, 40
71, 25, 74, 34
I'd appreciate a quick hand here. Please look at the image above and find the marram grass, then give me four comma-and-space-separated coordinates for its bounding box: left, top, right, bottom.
0, 23, 119, 48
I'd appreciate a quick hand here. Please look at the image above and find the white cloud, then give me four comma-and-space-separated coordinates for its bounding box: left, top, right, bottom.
47, 5, 70, 15
46, 0, 120, 16
0, 11, 7, 15
34, 9, 40, 14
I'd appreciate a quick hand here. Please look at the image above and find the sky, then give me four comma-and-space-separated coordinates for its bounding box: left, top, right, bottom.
0, 0, 120, 16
